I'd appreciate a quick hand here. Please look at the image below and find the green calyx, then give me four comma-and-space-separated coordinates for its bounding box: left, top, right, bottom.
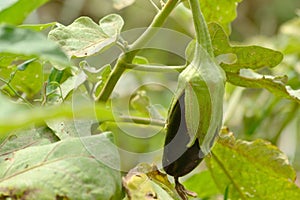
171, 0, 226, 154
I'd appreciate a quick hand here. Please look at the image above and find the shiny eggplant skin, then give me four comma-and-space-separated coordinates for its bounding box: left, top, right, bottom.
162, 93, 204, 178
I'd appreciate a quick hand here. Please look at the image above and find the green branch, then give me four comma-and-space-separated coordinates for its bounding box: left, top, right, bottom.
125, 63, 185, 72
97, 0, 180, 102
0, 77, 32, 106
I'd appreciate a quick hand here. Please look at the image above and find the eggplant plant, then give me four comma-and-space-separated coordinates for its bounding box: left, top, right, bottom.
0, 0, 300, 199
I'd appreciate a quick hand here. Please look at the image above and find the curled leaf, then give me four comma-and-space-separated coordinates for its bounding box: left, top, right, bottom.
227, 69, 300, 104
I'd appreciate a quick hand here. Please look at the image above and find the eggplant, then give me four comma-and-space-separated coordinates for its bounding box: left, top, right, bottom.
162, 93, 204, 178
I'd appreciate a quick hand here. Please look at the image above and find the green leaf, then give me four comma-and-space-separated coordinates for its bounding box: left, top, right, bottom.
201, 0, 242, 33
0, 133, 122, 199
48, 15, 124, 58
206, 131, 300, 199
184, 0, 242, 33
113, 0, 135, 10
46, 119, 96, 139
99, 14, 124, 36
0, 60, 43, 98
0, 25, 69, 66
0, 127, 58, 156
183, 170, 221, 199
209, 23, 283, 73
0, 0, 49, 25
226, 69, 300, 104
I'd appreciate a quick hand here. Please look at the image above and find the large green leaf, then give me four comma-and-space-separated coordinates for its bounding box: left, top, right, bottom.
0, 0, 49, 25
227, 69, 300, 104
0, 127, 58, 156
208, 23, 283, 73
206, 131, 300, 199
0, 25, 69, 66
48, 15, 124, 58
0, 133, 122, 199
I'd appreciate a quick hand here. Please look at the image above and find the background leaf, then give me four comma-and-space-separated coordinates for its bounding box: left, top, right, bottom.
201, 0, 242, 33
0, 60, 43, 98
113, 0, 135, 10
48, 15, 124, 58
206, 131, 300, 199
0, 0, 49, 25
0, 133, 122, 200
0, 25, 69, 66
183, 0, 242, 33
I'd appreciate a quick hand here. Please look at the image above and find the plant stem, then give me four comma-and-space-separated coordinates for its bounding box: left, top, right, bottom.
0, 77, 32, 106
97, 0, 179, 102
125, 63, 185, 72
188, 0, 213, 57
119, 115, 165, 127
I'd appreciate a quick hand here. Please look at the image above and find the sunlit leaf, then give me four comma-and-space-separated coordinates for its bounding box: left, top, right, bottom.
206, 130, 300, 199
0, 133, 122, 199
0, 0, 49, 25
0, 25, 69, 66
48, 15, 124, 58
